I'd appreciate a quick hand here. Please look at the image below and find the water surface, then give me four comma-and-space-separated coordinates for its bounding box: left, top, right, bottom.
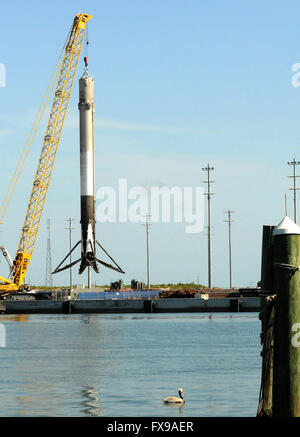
0, 312, 262, 417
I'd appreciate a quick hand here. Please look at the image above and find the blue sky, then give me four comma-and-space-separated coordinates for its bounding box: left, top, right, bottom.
1, 0, 300, 288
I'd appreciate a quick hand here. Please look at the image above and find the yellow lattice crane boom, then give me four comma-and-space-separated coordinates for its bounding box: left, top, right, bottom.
0, 13, 92, 293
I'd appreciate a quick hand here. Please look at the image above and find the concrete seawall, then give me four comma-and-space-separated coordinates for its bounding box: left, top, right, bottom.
0, 297, 262, 314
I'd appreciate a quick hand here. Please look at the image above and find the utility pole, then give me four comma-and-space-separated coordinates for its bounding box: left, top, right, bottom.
65, 218, 75, 290
224, 209, 235, 289
45, 218, 53, 287
88, 267, 92, 289
288, 158, 300, 223
202, 164, 215, 289
143, 214, 151, 295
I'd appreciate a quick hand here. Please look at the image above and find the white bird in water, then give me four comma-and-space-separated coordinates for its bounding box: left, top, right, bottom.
163, 388, 185, 404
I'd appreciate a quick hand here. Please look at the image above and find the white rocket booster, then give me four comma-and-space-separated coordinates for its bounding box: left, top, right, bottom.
53, 63, 124, 278
78, 72, 97, 273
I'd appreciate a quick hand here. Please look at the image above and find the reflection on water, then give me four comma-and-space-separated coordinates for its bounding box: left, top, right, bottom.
81, 386, 102, 417
16, 395, 36, 416
0, 315, 28, 322
162, 402, 185, 415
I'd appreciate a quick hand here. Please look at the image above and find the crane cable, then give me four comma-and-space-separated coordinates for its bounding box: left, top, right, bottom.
84, 22, 89, 68
0, 25, 73, 226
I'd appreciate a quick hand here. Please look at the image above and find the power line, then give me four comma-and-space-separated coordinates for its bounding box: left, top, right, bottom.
224, 209, 235, 289
45, 218, 53, 287
288, 158, 300, 223
142, 214, 151, 295
65, 218, 75, 290
202, 164, 215, 289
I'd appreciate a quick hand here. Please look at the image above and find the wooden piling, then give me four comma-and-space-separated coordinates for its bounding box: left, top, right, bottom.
257, 295, 275, 416
62, 300, 72, 314
143, 300, 153, 313
272, 217, 300, 416
257, 225, 275, 416
260, 225, 275, 293
229, 298, 240, 312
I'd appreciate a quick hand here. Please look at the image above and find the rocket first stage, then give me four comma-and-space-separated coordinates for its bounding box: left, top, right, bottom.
53, 64, 124, 277
78, 71, 97, 274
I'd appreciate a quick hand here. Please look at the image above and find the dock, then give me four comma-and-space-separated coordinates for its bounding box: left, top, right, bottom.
0, 296, 262, 314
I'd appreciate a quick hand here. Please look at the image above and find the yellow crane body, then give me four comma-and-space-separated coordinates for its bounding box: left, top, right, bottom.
0, 13, 92, 293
